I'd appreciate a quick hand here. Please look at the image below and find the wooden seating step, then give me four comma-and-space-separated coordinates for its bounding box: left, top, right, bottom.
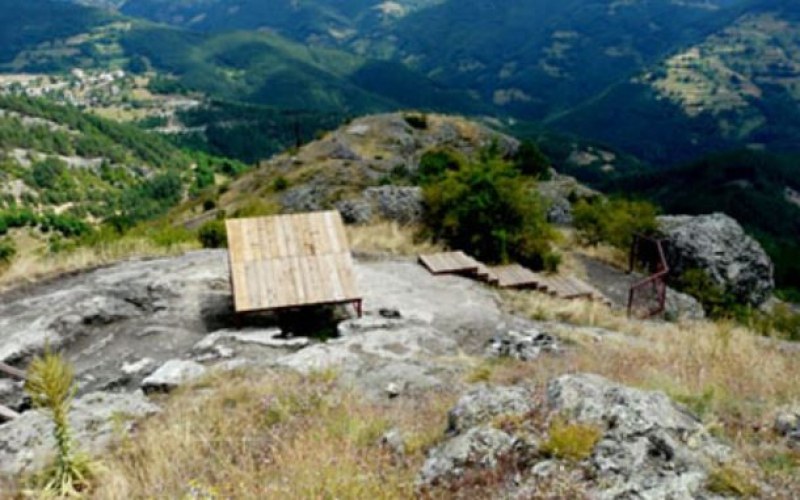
0, 362, 25, 380
474, 263, 499, 285
491, 264, 544, 289
0, 404, 20, 421
419, 251, 480, 276
419, 250, 612, 305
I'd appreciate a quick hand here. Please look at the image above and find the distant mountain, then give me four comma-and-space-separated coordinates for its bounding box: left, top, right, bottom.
99, 0, 800, 166
3, 0, 484, 116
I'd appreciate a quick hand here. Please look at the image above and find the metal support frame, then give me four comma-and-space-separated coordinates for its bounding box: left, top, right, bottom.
627, 234, 670, 319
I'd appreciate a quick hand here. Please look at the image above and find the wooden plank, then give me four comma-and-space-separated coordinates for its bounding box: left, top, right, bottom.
226, 211, 360, 313
0, 404, 19, 421
419, 251, 480, 275
0, 362, 25, 380
492, 264, 542, 289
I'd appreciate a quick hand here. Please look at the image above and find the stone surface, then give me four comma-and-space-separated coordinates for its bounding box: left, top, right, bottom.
417, 426, 516, 487
141, 359, 207, 393
536, 172, 600, 226
774, 405, 800, 447
447, 385, 536, 435
255, 113, 517, 217
485, 329, 559, 361
547, 374, 732, 499
335, 198, 373, 224
0, 251, 233, 395
363, 186, 424, 224
0, 391, 159, 476
658, 213, 775, 306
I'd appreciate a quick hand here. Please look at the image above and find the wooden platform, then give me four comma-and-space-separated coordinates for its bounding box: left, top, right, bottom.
418, 251, 480, 275
226, 211, 361, 314
419, 251, 610, 304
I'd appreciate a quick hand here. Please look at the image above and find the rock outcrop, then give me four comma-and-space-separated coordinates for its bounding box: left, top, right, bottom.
418, 384, 536, 487
658, 213, 774, 306
548, 374, 732, 499
337, 186, 424, 224
418, 374, 736, 498
536, 172, 600, 226
774, 405, 800, 448
247, 113, 517, 222
0, 391, 159, 476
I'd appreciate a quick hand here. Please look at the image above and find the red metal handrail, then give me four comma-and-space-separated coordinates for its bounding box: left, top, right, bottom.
627, 234, 669, 319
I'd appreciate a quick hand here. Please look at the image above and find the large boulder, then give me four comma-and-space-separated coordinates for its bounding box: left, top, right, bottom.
548, 374, 733, 499
658, 213, 774, 306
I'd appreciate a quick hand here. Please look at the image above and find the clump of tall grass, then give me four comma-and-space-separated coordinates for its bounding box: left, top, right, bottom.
24, 350, 98, 497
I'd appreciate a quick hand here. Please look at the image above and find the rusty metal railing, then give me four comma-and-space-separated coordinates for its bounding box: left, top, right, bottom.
627, 234, 669, 319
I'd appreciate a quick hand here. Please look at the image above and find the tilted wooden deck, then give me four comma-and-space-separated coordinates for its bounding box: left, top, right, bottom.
226, 211, 361, 314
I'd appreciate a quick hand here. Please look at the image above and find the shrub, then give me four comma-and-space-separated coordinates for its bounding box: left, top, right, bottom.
573, 198, 659, 250
150, 225, 195, 248
202, 198, 217, 212
417, 148, 465, 186
404, 113, 428, 130
198, 220, 227, 249
0, 237, 15, 265
422, 151, 557, 269
676, 268, 737, 318
272, 176, 290, 192
514, 140, 551, 179
540, 419, 602, 461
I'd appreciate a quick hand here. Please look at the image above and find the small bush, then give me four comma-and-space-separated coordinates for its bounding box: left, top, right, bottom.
404, 113, 428, 130
514, 140, 551, 179
706, 465, 759, 497
198, 220, 227, 249
272, 176, 290, 192
417, 148, 464, 186
202, 198, 217, 212
573, 198, 659, 250
150, 225, 195, 248
676, 268, 738, 317
0, 237, 16, 265
540, 419, 602, 461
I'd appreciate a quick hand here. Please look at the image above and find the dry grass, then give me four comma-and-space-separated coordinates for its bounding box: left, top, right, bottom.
50, 369, 457, 500
347, 221, 443, 256
502, 289, 800, 417
0, 237, 198, 292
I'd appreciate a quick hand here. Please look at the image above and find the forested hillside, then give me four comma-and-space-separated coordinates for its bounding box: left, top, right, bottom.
0, 95, 242, 240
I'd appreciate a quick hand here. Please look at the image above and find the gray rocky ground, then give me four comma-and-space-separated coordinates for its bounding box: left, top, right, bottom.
0, 250, 763, 496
